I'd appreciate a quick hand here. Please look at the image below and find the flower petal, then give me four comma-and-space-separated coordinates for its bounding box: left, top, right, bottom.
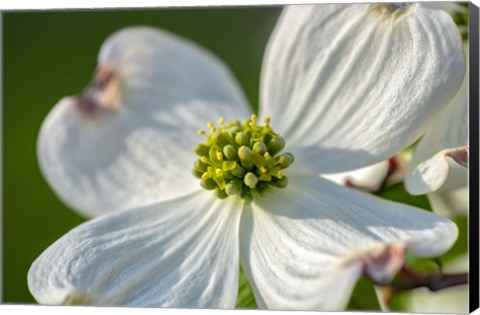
38, 27, 251, 217
322, 160, 389, 192
28, 191, 242, 308
428, 186, 469, 217
405, 148, 468, 195
422, 2, 466, 14
260, 4, 464, 173
405, 50, 468, 194
240, 176, 457, 310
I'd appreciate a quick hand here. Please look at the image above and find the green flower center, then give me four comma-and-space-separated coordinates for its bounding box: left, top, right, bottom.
193, 115, 294, 202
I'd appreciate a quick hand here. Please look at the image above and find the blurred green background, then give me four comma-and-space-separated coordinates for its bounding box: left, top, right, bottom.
2, 5, 468, 311
2, 6, 281, 303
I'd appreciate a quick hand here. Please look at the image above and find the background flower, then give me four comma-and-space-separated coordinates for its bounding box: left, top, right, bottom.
404, 2, 468, 199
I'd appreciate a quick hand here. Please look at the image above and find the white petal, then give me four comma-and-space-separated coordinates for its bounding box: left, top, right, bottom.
428, 186, 469, 217
260, 4, 465, 173
422, 2, 467, 15
405, 148, 468, 195
39, 27, 251, 217
28, 191, 242, 308
406, 49, 468, 194
322, 160, 389, 192
240, 176, 457, 310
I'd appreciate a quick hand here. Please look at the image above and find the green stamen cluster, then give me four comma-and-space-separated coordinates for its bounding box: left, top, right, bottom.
193, 115, 294, 202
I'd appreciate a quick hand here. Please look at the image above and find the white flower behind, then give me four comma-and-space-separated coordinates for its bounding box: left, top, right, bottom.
404, 61, 468, 196
29, 4, 465, 311
405, 3, 468, 198
322, 161, 391, 191
405, 46, 469, 219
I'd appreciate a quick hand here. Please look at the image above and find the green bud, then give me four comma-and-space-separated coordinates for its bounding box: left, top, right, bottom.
253, 141, 267, 155
268, 137, 285, 155
244, 172, 258, 189
284, 153, 294, 164
194, 144, 210, 156
214, 188, 228, 199
231, 164, 246, 178
194, 159, 208, 172
235, 132, 250, 146
263, 133, 273, 145
200, 178, 217, 190
251, 152, 267, 168
229, 122, 242, 133
223, 171, 234, 180
238, 146, 254, 170
223, 144, 238, 160
238, 146, 252, 160
278, 153, 294, 168
192, 169, 204, 179
225, 180, 242, 196
214, 131, 231, 147
273, 176, 288, 188
257, 183, 272, 197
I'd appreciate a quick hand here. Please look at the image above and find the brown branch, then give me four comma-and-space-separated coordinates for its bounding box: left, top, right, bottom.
379, 266, 468, 292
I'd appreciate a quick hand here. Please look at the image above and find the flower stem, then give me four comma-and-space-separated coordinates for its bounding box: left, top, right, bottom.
381, 266, 468, 292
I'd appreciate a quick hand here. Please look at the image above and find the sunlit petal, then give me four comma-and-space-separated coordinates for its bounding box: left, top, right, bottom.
322, 160, 389, 191
260, 4, 464, 173
428, 186, 469, 217
38, 27, 251, 217
240, 176, 457, 310
28, 191, 242, 308
406, 47, 468, 195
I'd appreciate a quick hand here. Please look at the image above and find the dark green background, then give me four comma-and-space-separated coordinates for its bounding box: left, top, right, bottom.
2, 7, 281, 303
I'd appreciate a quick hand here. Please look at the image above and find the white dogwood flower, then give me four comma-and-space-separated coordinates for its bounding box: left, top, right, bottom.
322, 154, 408, 192
405, 3, 468, 198
404, 49, 468, 196
29, 4, 464, 311
405, 50, 468, 218
322, 161, 391, 191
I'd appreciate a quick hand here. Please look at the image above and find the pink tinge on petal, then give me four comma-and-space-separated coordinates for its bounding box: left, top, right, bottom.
74, 67, 122, 117
383, 156, 408, 187
345, 156, 407, 192
361, 242, 407, 285
445, 147, 469, 168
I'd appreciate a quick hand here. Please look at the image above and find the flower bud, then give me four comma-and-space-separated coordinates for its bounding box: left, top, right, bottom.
235, 132, 250, 146
223, 145, 238, 160
194, 144, 210, 156
268, 137, 285, 155
244, 172, 258, 189
253, 141, 267, 155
